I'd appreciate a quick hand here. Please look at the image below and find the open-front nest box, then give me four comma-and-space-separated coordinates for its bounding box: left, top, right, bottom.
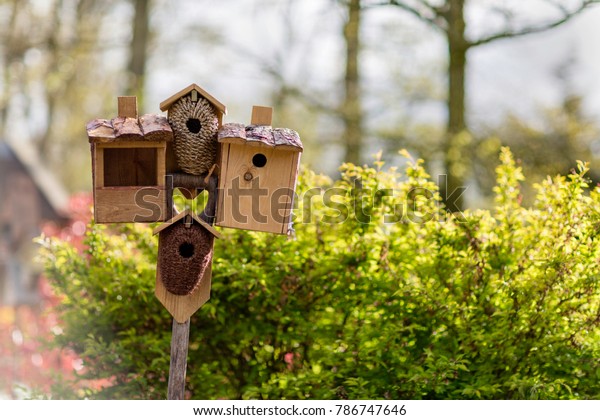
216, 106, 303, 234
86, 97, 172, 223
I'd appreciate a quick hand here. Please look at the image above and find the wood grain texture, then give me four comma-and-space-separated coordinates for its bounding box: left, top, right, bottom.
94, 145, 104, 188
273, 128, 303, 151
103, 148, 157, 187
155, 257, 212, 323
112, 116, 143, 141
156, 146, 166, 187
87, 114, 172, 144
218, 123, 303, 151
218, 123, 246, 141
153, 208, 220, 238
217, 143, 297, 234
139, 114, 173, 142
160, 83, 227, 115
118, 96, 138, 118
86, 119, 115, 143
94, 187, 167, 223
251, 105, 273, 126
167, 318, 190, 400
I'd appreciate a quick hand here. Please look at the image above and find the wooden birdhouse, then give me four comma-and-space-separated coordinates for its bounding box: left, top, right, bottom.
159, 84, 227, 176
153, 209, 220, 322
86, 97, 172, 223
216, 106, 303, 234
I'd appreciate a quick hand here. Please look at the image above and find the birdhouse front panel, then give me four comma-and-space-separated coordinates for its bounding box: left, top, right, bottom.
217, 122, 302, 234
86, 99, 173, 223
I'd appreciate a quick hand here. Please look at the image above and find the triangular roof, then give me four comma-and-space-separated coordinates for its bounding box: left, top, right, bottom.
159, 84, 227, 115
153, 209, 220, 238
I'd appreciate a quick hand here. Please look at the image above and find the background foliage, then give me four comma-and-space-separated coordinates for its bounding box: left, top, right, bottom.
38, 148, 600, 399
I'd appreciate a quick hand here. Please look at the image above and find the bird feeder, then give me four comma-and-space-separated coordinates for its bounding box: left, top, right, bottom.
86, 97, 172, 223
159, 84, 227, 177
216, 106, 303, 234
153, 209, 220, 322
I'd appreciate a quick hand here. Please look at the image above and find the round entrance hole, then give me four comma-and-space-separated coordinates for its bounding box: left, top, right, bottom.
178, 242, 195, 259
186, 118, 202, 134
252, 153, 267, 168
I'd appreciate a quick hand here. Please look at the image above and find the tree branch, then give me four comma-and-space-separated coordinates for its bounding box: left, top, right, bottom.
365, 0, 447, 31
469, 0, 600, 47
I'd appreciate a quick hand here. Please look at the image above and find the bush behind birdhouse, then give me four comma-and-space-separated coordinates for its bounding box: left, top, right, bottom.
38, 148, 600, 399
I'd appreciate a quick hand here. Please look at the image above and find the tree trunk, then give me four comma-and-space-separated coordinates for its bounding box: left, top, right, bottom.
442, 0, 468, 212
341, 0, 363, 164
127, 0, 150, 104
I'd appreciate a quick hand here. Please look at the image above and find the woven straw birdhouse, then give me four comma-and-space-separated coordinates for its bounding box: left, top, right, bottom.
159, 84, 226, 176
153, 209, 220, 322
155, 209, 219, 296
216, 106, 303, 235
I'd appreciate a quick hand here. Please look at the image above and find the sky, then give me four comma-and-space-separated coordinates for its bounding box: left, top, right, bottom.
469, 4, 600, 126
142, 0, 600, 131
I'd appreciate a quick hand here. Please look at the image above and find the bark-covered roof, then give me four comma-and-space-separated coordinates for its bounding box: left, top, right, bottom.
86, 114, 173, 143
218, 123, 302, 152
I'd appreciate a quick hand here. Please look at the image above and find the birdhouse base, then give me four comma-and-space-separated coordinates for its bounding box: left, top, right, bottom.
155, 258, 212, 323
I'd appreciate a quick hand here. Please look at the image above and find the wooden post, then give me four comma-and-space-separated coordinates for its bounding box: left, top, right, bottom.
167, 318, 190, 400
163, 174, 218, 399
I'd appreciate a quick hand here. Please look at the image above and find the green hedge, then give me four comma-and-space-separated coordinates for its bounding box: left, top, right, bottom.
39, 148, 600, 399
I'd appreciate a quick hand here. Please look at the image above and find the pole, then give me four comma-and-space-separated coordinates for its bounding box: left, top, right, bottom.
164, 173, 217, 399
167, 318, 190, 399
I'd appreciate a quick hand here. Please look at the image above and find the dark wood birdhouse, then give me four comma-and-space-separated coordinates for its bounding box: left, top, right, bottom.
153, 209, 220, 322
216, 106, 303, 234
159, 84, 227, 177
86, 97, 173, 223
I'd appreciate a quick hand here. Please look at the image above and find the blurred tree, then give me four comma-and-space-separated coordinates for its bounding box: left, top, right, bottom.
127, 0, 151, 103
341, 0, 364, 164
474, 93, 600, 205
0, 0, 129, 191
373, 0, 599, 211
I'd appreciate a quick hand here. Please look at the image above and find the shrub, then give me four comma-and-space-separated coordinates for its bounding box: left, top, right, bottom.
38, 148, 600, 399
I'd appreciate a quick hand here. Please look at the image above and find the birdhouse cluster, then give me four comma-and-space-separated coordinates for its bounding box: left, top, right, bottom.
86, 83, 302, 320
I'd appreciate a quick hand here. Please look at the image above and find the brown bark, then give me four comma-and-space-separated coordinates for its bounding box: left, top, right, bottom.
140, 114, 173, 142
127, 0, 150, 104
341, 0, 363, 164
167, 318, 190, 400
442, 0, 468, 212
386, 0, 597, 211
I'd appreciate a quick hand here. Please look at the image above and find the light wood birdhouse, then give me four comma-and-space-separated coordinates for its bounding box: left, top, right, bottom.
216, 106, 303, 235
86, 97, 172, 223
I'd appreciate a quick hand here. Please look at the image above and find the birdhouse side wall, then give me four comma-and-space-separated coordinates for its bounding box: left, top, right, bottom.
217, 143, 300, 234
